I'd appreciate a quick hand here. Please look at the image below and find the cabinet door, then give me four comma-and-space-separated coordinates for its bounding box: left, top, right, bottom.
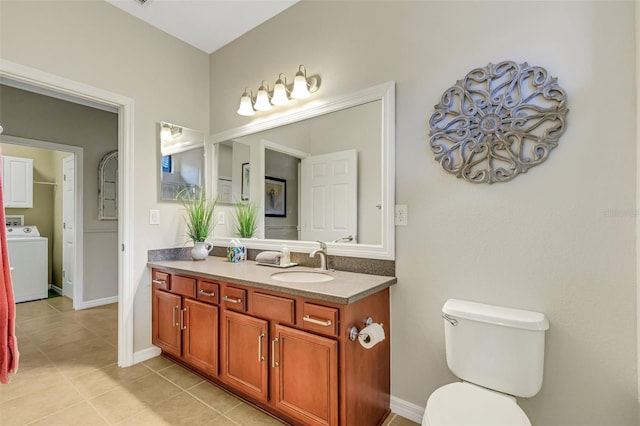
273, 324, 338, 426
183, 298, 219, 376
221, 310, 268, 402
3, 155, 33, 208
152, 288, 181, 358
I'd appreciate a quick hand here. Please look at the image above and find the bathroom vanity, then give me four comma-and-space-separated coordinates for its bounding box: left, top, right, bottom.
148, 257, 396, 426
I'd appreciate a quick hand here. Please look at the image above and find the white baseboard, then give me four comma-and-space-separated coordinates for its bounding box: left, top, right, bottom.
390, 395, 425, 424
48, 284, 63, 295
133, 346, 162, 364
75, 296, 118, 310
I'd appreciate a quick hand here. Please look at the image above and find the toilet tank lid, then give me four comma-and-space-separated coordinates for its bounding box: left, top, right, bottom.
443, 299, 550, 331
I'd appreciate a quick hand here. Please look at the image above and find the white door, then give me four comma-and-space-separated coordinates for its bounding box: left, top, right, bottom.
62, 155, 75, 299
301, 149, 357, 243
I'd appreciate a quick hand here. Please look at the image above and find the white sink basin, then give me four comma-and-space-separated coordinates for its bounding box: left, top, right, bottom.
270, 271, 335, 283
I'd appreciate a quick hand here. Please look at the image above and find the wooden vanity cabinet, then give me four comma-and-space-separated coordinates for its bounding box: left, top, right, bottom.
151, 269, 219, 376
151, 268, 390, 426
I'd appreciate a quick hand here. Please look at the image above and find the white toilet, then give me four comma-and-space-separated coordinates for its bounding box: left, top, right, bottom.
423, 299, 550, 426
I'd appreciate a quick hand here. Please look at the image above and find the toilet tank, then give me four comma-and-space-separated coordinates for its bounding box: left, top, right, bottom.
442, 299, 549, 398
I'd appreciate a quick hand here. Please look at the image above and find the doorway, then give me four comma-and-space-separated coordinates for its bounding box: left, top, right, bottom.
0, 59, 135, 367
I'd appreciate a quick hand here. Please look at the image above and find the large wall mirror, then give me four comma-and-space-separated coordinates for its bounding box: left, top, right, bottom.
159, 121, 205, 201
209, 82, 395, 260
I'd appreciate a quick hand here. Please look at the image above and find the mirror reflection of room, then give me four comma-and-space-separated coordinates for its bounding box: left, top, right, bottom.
212, 100, 381, 245
159, 121, 205, 200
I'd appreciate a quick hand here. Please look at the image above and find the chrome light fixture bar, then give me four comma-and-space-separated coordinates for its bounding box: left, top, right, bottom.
236, 65, 320, 117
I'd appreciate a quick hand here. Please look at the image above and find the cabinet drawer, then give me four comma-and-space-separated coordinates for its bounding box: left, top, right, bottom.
253, 293, 295, 325
302, 303, 338, 337
172, 275, 196, 298
196, 280, 219, 304
222, 286, 247, 312
152, 270, 170, 291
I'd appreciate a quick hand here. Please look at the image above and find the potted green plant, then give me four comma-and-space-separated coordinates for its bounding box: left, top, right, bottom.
233, 200, 258, 238
178, 188, 217, 260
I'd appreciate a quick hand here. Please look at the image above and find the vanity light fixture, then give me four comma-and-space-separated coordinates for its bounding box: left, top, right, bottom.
236, 64, 320, 116
254, 81, 272, 112
271, 74, 290, 106
237, 89, 255, 116
160, 123, 182, 140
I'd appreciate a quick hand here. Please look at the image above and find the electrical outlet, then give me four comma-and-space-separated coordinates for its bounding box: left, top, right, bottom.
149, 209, 160, 225
216, 211, 225, 225
395, 204, 408, 226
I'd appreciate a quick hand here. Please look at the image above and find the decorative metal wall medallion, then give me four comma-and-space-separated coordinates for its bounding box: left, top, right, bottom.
428, 61, 568, 183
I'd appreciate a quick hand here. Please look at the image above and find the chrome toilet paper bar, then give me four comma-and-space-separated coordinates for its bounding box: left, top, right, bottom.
348, 316, 383, 341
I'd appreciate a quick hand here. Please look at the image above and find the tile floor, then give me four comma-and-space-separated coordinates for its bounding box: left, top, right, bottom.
0, 297, 419, 426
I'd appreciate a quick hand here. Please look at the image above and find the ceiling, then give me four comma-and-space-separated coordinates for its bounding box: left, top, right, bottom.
105, 0, 298, 54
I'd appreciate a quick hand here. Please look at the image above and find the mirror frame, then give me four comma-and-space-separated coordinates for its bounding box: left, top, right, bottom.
208, 81, 395, 260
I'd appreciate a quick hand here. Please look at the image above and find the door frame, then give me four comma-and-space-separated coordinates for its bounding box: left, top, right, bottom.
0, 59, 136, 367
61, 154, 76, 300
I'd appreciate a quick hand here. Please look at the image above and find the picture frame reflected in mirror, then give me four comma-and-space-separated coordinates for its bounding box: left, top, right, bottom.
265, 176, 286, 217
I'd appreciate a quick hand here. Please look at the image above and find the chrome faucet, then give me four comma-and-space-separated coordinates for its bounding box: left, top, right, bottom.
310, 241, 330, 271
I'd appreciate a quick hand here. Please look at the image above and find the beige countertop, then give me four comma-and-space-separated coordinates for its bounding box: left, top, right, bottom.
148, 257, 397, 305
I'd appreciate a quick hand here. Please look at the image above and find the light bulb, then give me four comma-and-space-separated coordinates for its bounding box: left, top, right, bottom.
237, 93, 255, 116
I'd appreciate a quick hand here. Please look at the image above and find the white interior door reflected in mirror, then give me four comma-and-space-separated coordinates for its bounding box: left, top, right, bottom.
301, 149, 357, 243
159, 121, 205, 201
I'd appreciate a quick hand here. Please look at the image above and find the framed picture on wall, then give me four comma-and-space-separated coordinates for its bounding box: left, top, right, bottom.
265, 176, 286, 217
241, 162, 250, 201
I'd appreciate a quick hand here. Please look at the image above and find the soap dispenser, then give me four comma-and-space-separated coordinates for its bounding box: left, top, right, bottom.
281, 245, 290, 267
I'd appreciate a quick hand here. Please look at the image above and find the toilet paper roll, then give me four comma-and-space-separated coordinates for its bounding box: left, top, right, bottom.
358, 323, 385, 349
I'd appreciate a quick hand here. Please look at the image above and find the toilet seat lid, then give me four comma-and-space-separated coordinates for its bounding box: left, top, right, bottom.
426, 382, 531, 426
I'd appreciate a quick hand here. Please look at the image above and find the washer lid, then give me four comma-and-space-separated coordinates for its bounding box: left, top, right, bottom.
426, 382, 531, 426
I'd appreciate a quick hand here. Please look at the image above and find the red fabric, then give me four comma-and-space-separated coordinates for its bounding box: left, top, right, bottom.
0, 148, 19, 384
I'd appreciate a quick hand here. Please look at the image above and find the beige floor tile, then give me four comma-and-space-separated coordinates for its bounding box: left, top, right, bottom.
92, 373, 183, 423
46, 296, 74, 313
68, 362, 153, 399
391, 414, 420, 426
382, 413, 396, 425
0, 379, 83, 426
204, 416, 240, 425
188, 381, 243, 414
28, 401, 108, 426
15, 300, 58, 321
117, 391, 222, 426
35, 327, 100, 352
158, 363, 204, 389
225, 402, 287, 426
143, 355, 175, 371
0, 364, 65, 403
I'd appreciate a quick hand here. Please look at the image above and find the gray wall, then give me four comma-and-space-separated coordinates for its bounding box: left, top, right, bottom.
265, 149, 299, 240
209, 1, 638, 425
0, 85, 118, 302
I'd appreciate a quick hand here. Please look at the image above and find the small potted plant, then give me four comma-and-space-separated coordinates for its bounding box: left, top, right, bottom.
233, 200, 258, 238
178, 188, 217, 260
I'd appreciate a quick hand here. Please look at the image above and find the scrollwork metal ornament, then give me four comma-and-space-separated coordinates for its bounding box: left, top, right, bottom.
428, 61, 568, 184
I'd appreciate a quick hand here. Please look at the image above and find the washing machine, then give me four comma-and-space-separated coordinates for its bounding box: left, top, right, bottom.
6, 225, 48, 302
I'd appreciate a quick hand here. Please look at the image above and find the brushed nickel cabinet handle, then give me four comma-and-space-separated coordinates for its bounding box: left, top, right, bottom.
180, 308, 187, 330
152, 279, 166, 286
173, 305, 179, 327
258, 333, 265, 362
272, 337, 279, 368
303, 315, 332, 327
198, 290, 215, 297
223, 296, 243, 304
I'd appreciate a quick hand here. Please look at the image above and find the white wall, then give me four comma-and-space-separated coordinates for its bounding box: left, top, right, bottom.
209, 1, 637, 424
0, 0, 210, 351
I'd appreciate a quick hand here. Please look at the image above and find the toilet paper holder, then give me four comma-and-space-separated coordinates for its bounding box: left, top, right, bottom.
348, 317, 382, 341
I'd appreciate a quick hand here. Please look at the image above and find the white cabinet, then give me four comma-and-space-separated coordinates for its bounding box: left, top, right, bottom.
2, 155, 33, 208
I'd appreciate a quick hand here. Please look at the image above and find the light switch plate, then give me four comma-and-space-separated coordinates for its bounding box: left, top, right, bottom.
216, 211, 225, 225
395, 204, 408, 226
149, 209, 160, 225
